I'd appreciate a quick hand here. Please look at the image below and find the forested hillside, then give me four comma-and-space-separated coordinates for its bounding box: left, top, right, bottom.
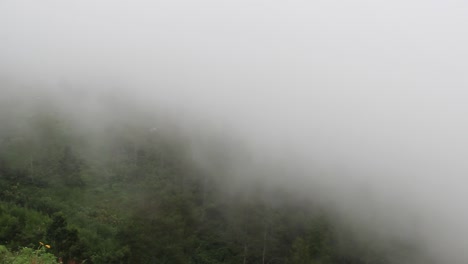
0, 104, 425, 264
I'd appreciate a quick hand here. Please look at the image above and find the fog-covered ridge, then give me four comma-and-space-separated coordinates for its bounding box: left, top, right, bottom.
2, 0, 468, 263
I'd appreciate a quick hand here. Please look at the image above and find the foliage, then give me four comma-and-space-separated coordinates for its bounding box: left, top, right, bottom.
0, 111, 425, 263
0, 244, 58, 264
46, 214, 86, 263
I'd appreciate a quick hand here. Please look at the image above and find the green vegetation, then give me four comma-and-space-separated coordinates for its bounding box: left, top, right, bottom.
0, 109, 420, 263
0, 244, 58, 264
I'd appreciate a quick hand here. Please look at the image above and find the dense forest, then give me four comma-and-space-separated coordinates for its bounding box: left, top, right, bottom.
0, 101, 427, 264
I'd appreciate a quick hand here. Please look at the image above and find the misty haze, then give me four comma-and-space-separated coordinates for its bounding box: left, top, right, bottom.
1, 1, 468, 263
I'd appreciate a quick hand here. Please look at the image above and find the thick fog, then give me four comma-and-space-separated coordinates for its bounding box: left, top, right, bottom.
2, 0, 468, 262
